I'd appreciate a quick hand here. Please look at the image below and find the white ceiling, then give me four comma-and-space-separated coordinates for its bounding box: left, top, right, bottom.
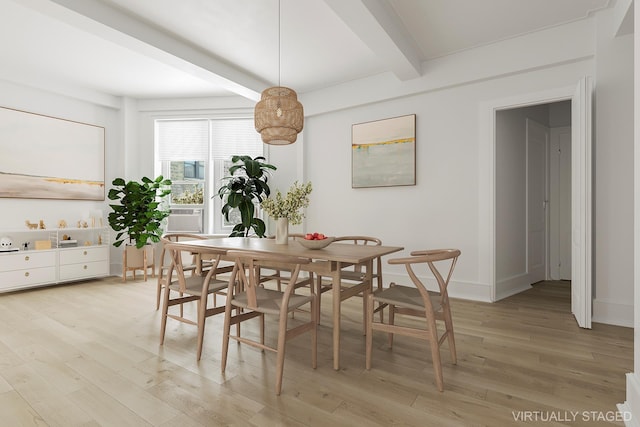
0, 0, 612, 101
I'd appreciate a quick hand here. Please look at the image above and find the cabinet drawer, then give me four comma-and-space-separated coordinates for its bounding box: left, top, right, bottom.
0, 266, 57, 290
59, 260, 108, 281
0, 251, 56, 271
59, 246, 109, 265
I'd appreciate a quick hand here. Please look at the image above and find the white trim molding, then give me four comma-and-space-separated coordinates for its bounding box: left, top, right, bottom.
593, 298, 634, 328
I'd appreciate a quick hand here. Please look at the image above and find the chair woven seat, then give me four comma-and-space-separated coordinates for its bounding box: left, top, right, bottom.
232, 287, 314, 315
167, 275, 228, 296
373, 286, 442, 313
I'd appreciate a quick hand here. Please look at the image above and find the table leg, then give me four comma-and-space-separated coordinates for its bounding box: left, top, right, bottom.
332, 263, 341, 370
363, 259, 373, 335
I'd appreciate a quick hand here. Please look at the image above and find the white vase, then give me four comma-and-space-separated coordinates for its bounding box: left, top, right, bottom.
275, 217, 289, 244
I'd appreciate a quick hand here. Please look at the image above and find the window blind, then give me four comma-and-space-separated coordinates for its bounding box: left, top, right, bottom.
210, 118, 263, 160
157, 119, 209, 161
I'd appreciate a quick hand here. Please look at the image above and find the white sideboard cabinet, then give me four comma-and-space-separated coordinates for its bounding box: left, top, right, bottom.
0, 227, 110, 293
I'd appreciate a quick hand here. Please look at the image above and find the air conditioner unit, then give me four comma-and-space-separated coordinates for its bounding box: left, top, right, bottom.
167, 208, 203, 233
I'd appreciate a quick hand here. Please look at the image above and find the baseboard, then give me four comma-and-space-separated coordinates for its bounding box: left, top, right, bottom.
593, 298, 634, 328
618, 373, 640, 426
495, 273, 533, 301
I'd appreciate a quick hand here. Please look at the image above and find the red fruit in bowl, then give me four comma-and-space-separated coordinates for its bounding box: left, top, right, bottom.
305, 233, 314, 240
317, 233, 326, 240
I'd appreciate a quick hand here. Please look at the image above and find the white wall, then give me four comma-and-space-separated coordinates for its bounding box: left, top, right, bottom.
592, 9, 635, 326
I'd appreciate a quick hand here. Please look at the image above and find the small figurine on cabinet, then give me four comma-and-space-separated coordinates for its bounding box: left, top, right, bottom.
58, 219, 67, 229
25, 220, 38, 230
39, 220, 46, 230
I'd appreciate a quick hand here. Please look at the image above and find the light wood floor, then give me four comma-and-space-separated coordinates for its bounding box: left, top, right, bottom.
0, 278, 632, 426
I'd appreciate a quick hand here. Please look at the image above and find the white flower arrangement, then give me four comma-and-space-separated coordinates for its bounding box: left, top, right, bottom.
260, 181, 312, 225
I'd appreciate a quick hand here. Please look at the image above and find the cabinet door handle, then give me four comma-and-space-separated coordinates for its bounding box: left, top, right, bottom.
24, 272, 29, 277
83, 251, 88, 256
24, 256, 29, 261
83, 265, 88, 270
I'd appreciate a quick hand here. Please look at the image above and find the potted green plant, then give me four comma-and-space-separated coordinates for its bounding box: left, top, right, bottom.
216, 155, 276, 237
108, 175, 172, 281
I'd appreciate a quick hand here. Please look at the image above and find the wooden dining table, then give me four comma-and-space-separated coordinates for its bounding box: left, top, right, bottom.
172, 236, 403, 370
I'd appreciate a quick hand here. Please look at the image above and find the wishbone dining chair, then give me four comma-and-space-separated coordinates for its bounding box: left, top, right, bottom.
366, 248, 461, 392
156, 233, 212, 310
221, 249, 317, 395
159, 239, 233, 361
315, 236, 385, 326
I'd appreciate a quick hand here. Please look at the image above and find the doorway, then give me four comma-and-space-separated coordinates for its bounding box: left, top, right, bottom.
495, 101, 572, 301
486, 78, 593, 328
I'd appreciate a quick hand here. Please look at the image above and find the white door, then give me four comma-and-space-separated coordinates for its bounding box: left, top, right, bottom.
549, 127, 572, 281
571, 76, 593, 329
526, 118, 548, 284
558, 130, 572, 280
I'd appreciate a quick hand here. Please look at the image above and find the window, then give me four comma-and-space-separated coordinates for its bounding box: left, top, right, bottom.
156, 117, 264, 235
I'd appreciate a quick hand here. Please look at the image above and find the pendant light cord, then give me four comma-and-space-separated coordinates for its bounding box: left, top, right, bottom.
278, 0, 281, 87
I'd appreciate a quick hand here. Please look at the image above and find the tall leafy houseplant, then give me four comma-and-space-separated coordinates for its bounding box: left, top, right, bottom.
108, 176, 172, 248
216, 155, 276, 237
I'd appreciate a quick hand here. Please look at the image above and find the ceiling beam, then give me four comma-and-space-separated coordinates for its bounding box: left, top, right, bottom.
324, 0, 422, 81
19, 0, 268, 101
612, 0, 633, 37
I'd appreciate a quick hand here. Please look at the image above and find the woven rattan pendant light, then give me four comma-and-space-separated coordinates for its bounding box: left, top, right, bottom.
254, 0, 303, 145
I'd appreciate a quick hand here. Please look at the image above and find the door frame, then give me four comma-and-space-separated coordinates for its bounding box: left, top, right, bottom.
481, 83, 589, 308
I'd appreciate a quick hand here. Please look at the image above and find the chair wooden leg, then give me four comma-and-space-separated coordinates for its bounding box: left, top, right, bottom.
160, 288, 171, 345
362, 292, 367, 336
221, 303, 233, 373
260, 313, 265, 349
388, 304, 395, 348
427, 317, 444, 392
376, 273, 384, 323
443, 304, 457, 364
196, 295, 207, 361
311, 288, 318, 369
275, 313, 289, 396
365, 293, 374, 370
315, 276, 322, 325
156, 272, 164, 310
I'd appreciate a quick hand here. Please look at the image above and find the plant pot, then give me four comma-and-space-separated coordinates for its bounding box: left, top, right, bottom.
125, 245, 146, 268
122, 244, 155, 282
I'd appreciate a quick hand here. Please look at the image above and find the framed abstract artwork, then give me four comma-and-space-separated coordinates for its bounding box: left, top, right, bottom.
352, 114, 416, 188
0, 106, 105, 200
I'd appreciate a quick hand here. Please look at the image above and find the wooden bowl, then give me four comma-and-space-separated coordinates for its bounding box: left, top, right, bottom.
297, 237, 335, 249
